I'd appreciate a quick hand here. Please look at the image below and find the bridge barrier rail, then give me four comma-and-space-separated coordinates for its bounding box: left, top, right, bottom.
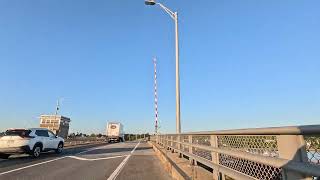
152, 125, 320, 180
65, 138, 106, 147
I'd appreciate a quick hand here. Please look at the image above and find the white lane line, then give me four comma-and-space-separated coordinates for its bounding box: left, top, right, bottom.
66, 155, 127, 161
107, 141, 141, 180
130, 141, 140, 154
0, 156, 66, 176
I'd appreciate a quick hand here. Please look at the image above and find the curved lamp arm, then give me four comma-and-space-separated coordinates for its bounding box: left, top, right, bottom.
157, 3, 176, 20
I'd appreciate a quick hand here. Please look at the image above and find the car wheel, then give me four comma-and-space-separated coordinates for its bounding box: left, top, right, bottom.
0, 153, 10, 159
55, 143, 63, 154
32, 145, 42, 158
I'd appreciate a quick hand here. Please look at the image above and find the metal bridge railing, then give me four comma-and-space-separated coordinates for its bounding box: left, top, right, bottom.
153, 125, 320, 180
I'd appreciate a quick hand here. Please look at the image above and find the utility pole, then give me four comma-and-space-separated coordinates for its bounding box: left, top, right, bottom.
53, 99, 60, 133
154, 58, 159, 134
55, 99, 60, 116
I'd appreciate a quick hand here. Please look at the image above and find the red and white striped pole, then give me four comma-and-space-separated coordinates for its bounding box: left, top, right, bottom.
153, 58, 159, 134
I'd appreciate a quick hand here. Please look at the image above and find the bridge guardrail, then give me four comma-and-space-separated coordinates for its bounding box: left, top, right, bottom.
152, 125, 320, 180
65, 138, 106, 147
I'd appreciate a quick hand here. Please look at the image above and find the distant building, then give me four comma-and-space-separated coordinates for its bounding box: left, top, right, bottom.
40, 115, 71, 138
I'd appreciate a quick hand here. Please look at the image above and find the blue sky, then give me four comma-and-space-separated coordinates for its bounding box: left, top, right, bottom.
0, 0, 319, 134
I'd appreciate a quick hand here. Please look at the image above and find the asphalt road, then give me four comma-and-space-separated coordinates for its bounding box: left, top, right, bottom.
0, 141, 171, 180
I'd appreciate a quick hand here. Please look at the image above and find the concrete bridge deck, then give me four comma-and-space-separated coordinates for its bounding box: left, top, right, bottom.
0, 141, 171, 180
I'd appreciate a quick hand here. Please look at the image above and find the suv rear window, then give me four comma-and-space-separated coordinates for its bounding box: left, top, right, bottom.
5, 130, 31, 137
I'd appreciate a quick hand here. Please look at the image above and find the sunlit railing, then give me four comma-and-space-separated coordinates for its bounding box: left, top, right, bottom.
153, 125, 320, 180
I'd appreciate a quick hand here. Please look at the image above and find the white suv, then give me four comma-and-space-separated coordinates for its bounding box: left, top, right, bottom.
0, 128, 64, 159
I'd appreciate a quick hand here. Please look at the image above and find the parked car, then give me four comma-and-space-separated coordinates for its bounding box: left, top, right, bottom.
0, 128, 64, 159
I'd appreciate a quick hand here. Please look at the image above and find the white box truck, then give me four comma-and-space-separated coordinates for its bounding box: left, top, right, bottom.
106, 122, 124, 143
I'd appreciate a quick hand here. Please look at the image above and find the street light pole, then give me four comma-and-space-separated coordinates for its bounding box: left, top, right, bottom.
174, 12, 181, 134
145, 0, 181, 133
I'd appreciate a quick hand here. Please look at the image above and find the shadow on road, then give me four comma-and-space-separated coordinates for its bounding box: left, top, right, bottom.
84, 147, 152, 155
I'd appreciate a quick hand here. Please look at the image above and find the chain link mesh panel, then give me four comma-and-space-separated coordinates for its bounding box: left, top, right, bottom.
165, 135, 169, 146
172, 135, 177, 149
305, 136, 320, 165
217, 135, 279, 157
219, 153, 282, 180
182, 135, 189, 152
192, 135, 212, 161
168, 135, 173, 148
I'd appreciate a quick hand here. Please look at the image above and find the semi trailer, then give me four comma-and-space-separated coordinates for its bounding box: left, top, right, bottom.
106, 122, 124, 143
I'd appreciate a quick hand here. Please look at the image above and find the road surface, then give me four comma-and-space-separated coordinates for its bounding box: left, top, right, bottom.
0, 141, 171, 180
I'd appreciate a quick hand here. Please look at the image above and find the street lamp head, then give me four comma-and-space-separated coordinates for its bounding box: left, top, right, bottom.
145, 0, 156, 6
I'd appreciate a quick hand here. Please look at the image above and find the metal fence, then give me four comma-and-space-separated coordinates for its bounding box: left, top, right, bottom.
153, 125, 320, 180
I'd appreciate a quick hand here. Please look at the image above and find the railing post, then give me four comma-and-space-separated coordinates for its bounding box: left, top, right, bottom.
277, 135, 311, 180
188, 135, 194, 165
178, 134, 182, 158
166, 135, 170, 150
171, 136, 174, 153
210, 135, 220, 180
163, 135, 168, 149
